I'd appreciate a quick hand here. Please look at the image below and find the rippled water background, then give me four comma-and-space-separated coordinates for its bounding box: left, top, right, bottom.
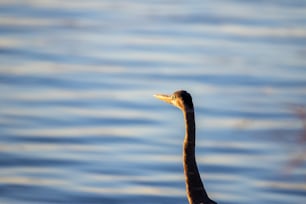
1, 1, 306, 204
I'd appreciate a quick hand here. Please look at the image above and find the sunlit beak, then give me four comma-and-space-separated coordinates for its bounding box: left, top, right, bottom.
153, 94, 172, 104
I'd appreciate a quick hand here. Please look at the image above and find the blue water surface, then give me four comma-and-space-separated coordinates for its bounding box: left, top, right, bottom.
0, 1, 306, 204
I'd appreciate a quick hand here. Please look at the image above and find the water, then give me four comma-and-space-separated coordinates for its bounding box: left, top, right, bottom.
0, 1, 306, 203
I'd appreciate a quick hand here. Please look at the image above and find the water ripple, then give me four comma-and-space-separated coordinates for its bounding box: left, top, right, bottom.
1, 1, 306, 204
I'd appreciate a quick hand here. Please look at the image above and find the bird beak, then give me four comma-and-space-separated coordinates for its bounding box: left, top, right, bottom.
153, 93, 172, 104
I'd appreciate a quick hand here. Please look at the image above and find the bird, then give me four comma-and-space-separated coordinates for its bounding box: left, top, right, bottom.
154, 90, 217, 204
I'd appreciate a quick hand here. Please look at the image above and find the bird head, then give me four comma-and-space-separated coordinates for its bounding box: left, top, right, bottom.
154, 90, 194, 112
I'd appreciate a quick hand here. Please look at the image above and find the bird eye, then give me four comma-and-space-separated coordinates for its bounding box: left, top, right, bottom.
171, 95, 176, 100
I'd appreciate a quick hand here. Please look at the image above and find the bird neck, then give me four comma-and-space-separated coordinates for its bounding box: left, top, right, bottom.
183, 109, 212, 204
184, 110, 196, 146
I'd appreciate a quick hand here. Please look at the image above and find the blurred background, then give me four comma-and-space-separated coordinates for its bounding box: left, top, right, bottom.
0, 0, 305, 204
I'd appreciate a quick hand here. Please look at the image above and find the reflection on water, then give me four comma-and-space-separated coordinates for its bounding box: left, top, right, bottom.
0, 1, 306, 204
